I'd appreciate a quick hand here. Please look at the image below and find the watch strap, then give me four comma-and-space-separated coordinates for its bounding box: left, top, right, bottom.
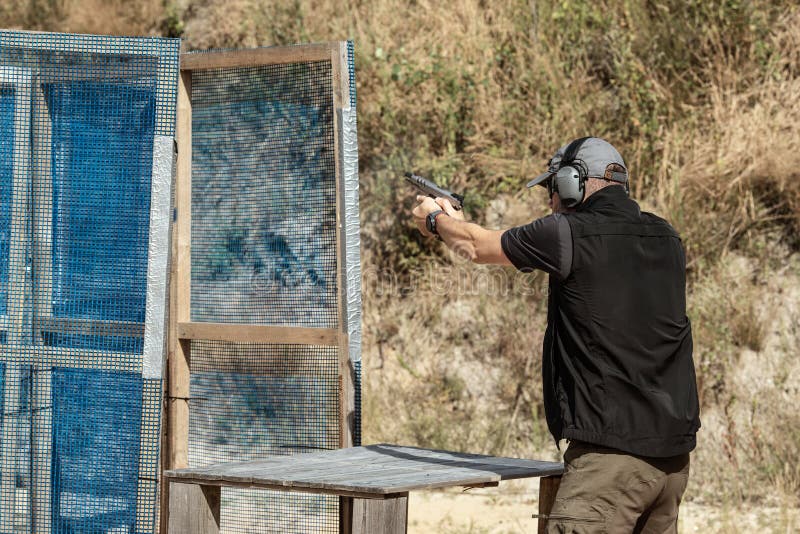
426, 209, 446, 236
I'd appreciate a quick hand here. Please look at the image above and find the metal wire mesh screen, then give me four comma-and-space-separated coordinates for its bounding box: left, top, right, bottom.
190, 61, 337, 327
188, 341, 339, 532
0, 31, 178, 533
187, 52, 349, 533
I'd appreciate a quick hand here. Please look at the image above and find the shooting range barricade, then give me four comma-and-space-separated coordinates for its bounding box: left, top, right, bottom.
0, 31, 361, 533
163, 41, 362, 533
0, 30, 179, 533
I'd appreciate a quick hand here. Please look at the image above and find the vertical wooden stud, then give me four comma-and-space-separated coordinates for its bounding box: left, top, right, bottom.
166, 482, 220, 534
331, 41, 356, 450
537, 475, 562, 534
162, 69, 193, 533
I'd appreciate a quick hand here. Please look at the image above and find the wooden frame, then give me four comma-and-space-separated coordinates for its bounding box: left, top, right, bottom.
163, 41, 359, 531
177, 322, 339, 346
180, 43, 333, 71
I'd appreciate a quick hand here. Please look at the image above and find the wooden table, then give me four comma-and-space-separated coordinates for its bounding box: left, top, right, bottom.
164, 444, 564, 534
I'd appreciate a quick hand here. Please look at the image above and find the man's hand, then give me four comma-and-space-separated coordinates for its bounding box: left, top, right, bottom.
435, 197, 465, 222
412, 195, 443, 237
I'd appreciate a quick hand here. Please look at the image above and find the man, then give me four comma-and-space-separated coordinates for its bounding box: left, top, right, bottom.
411, 137, 701, 533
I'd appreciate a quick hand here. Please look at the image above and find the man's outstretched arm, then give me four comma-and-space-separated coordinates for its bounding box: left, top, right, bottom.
411, 195, 512, 265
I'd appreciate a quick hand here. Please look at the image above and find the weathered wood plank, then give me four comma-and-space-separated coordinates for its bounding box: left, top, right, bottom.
177, 321, 340, 346
164, 476, 404, 500
537, 475, 562, 534
331, 39, 356, 451
167, 482, 220, 534
346, 493, 408, 534
339, 495, 353, 534
164, 445, 564, 495
167, 444, 563, 476
162, 68, 193, 534
181, 44, 334, 71
0, 347, 142, 372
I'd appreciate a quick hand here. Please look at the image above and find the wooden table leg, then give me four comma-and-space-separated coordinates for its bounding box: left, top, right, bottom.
340, 493, 408, 534
166, 481, 221, 534
537, 475, 562, 533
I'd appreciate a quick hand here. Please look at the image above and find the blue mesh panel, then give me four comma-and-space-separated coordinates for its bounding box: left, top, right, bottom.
50, 368, 142, 534
46, 82, 154, 328
0, 88, 12, 317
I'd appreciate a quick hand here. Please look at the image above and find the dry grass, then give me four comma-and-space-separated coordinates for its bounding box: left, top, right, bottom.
0, 0, 163, 35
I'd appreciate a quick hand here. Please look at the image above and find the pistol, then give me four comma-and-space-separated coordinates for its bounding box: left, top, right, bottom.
404, 172, 464, 211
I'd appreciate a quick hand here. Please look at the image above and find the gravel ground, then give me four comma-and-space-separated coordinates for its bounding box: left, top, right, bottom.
407, 479, 800, 534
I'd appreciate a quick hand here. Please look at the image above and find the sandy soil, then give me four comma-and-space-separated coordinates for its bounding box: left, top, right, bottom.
407, 479, 800, 534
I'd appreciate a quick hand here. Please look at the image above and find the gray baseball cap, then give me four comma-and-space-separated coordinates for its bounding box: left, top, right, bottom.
527, 137, 628, 188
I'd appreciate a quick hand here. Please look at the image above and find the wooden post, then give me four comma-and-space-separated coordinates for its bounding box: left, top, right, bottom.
331, 41, 356, 450
162, 68, 193, 533
340, 494, 408, 534
537, 475, 562, 533
166, 481, 220, 534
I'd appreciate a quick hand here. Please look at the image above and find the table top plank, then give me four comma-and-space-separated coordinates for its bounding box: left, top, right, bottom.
166, 444, 563, 495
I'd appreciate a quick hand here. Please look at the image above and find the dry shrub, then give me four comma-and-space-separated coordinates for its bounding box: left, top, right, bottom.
360, 243, 554, 457
688, 253, 800, 505
649, 8, 800, 270
0, 0, 164, 35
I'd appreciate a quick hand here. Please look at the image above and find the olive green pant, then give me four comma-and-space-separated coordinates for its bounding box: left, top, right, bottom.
545, 440, 690, 534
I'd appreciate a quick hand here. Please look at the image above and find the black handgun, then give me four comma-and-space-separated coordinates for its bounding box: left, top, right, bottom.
404, 172, 464, 210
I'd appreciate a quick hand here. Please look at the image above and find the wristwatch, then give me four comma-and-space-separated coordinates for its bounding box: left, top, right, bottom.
426, 209, 446, 238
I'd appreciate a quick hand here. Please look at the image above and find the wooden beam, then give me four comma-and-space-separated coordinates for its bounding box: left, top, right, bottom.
180, 43, 335, 71
163, 69, 193, 534
342, 493, 408, 534
35, 317, 144, 338
0, 347, 142, 372
31, 369, 51, 534
177, 321, 339, 346
164, 476, 405, 501
537, 475, 562, 534
331, 41, 356, 450
31, 80, 54, 345
166, 482, 221, 534
5, 30, 167, 55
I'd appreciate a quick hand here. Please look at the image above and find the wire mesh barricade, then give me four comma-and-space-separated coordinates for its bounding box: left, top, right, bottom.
168, 42, 362, 533
0, 31, 178, 533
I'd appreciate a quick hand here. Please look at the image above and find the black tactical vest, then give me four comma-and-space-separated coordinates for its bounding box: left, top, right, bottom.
543, 187, 701, 457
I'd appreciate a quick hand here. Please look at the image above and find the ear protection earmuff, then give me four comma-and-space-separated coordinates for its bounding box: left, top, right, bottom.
549, 136, 591, 208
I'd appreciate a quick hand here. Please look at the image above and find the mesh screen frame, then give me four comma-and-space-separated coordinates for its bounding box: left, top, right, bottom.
166, 41, 360, 534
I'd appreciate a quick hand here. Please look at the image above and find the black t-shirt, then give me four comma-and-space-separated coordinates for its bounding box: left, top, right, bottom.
501, 214, 572, 279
